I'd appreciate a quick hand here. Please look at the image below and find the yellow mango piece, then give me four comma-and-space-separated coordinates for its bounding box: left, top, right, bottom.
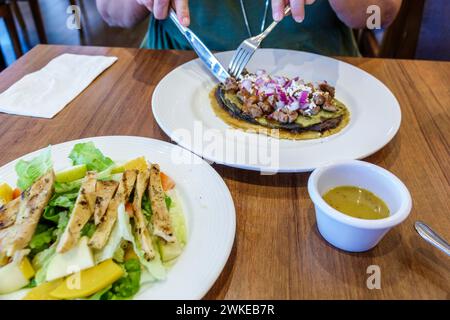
50, 259, 124, 299
19, 257, 35, 280
23, 279, 63, 300
0, 182, 13, 205
123, 157, 148, 172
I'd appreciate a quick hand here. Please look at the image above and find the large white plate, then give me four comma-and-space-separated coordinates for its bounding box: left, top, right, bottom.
153, 49, 401, 172
0, 136, 235, 300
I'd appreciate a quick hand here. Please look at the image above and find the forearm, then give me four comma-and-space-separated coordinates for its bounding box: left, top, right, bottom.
96, 0, 149, 28
329, 0, 402, 29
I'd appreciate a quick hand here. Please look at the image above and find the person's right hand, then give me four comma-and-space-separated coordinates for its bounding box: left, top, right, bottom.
136, 0, 190, 26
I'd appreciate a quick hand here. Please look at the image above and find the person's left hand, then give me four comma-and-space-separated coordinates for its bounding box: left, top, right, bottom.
271, 0, 316, 23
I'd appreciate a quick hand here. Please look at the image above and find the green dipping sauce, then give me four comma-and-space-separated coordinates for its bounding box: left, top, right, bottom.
323, 186, 390, 220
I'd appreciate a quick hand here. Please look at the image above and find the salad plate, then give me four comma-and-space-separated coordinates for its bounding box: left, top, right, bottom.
152, 49, 402, 172
0, 136, 235, 300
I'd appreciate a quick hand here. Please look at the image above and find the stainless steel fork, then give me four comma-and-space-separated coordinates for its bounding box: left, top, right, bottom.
228, 6, 291, 78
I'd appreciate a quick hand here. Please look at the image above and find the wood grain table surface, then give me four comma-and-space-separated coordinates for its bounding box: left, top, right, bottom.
0, 45, 448, 299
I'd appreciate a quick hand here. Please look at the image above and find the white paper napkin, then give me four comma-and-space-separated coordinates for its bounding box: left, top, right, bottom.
0, 53, 118, 118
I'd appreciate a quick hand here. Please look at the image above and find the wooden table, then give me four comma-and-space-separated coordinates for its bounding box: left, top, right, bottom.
0, 45, 448, 300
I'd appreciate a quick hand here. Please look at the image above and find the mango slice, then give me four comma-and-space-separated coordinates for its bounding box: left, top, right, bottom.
0, 182, 13, 205
123, 156, 148, 171
23, 279, 63, 300
19, 257, 35, 280
50, 259, 124, 299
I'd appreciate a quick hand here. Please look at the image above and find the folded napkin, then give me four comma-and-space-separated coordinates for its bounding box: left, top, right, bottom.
0, 53, 118, 118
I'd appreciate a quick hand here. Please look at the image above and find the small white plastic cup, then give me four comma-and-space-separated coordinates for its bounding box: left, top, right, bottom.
308, 160, 412, 252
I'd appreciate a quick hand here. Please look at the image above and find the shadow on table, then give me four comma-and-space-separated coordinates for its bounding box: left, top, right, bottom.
304, 204, 407, 293
365, 134, 402, 171
407, 234, 450, 298
215, 164, 310, 188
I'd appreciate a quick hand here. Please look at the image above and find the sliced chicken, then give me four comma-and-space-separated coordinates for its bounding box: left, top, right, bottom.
0, 171, 54, 257
56, 172, 97, 253
148, 164, 176, 243
0, 197, 21, 230
93, 180, 119, 226
132, 169, 155, 260
0, 227, 15, 265
89, 170, 137, 250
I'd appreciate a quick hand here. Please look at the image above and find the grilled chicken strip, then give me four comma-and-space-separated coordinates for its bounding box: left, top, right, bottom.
149, 164, 176, 243
57, 172, 97, 253
132, 169, 155, 260
93, 180, 119, 226
0, 197, 21, 230
0, 171, 54, 257
0, 227, 14, 265
89, 170, 137, 250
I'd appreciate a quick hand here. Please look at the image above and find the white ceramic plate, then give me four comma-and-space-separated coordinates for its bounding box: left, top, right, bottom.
0, 136, 235, 300
153, 49, 401, 173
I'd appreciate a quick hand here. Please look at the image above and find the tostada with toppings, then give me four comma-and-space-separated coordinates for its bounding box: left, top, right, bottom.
212, 70, 350, 140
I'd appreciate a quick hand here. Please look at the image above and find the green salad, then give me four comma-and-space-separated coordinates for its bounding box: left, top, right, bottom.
0, 142, 187, 300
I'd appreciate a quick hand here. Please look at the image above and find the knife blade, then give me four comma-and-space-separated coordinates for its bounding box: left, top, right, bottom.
169, 9, 230, 83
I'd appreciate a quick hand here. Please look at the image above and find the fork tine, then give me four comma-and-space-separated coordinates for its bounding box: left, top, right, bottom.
231, 48, 250, 78
234, 50, 253, 78
229, 48, 245, 77
228, 48, 242, 76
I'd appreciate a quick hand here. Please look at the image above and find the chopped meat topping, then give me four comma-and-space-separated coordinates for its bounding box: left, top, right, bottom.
270, 109, 298, 124
224, 70, 338, 123
224, 77, 239, 92
319, 81, 335, 98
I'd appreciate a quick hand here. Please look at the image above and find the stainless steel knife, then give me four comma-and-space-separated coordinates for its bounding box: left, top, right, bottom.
169, 9, 230, 83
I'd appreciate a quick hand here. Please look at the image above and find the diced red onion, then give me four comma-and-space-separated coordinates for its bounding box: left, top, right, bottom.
255, 78, 265, 87
262, 87, 275, 95
284, 80, 292, 88
274, 76, 286, 86
287, 100, 300, 111
279, 91, 288, 104
299, 91, 309, 104
275, 101, 285, 109
241, 79, 252, 92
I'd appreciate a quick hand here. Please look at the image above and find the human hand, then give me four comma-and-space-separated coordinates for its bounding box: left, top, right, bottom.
271, 0, 316, 22
136, 0, 190, 26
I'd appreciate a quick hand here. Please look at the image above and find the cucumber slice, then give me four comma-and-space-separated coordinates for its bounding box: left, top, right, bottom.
159, 241, 183, 263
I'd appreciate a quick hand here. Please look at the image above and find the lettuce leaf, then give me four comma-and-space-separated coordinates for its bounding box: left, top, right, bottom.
117, 204, 166, 280
29, 224, 56, 257
99, 259, 141, 300
49, 192, 78, 209
68, 142, 114, 172
81, 222, 96, 238
165, 195, 172, 210
42, 192, 78, 223
32, 245, 56, 285
88, 285, 112, 300
15, 147, 52, 190
55, 212, 69, 238
54, 180, 82, 194
166, 189, 187, 245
